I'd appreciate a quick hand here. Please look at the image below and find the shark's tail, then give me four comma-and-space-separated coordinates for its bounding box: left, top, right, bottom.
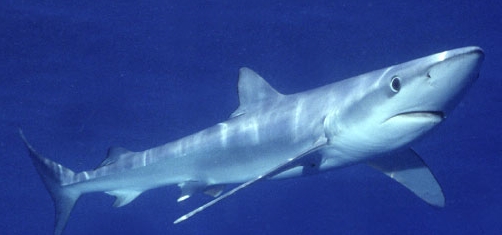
19, 130, 81, 235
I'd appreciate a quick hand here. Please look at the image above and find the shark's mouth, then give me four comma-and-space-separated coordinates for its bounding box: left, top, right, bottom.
386, 111, 445, 123
391, 111, 445, 120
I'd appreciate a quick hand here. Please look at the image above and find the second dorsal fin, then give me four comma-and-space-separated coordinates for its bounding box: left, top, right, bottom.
230, 68, 282, 118
97, 147, 134, 168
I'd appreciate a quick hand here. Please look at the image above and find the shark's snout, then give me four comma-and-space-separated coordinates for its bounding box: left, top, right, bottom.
435, 46, 484, 64
430, 47, 484, 80
423, 46, 484, 115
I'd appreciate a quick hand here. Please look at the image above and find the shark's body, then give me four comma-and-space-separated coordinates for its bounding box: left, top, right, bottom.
22, 46, 484, 235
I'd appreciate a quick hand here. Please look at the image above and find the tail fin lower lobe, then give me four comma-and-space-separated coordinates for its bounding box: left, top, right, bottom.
20, 130, 81, 235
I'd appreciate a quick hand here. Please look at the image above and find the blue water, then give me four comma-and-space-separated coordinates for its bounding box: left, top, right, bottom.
1, 1, 501, 234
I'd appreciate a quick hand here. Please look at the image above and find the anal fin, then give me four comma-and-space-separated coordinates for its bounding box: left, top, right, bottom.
106, 190, 143, 207
367, 148, 445, 207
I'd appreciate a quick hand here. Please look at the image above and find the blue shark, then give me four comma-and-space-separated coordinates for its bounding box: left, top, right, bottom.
21, 46, 484, 235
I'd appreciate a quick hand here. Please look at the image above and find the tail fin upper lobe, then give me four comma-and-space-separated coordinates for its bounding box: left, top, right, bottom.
19, 130, 81, 235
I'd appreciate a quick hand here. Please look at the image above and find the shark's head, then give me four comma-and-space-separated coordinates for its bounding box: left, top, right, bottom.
324, 46, 484, 157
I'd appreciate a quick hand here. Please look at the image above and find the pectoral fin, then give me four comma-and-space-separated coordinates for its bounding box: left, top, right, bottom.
367, 149, 445, 207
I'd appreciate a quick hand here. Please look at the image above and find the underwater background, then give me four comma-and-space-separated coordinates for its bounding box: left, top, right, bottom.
1, 1, 501, 234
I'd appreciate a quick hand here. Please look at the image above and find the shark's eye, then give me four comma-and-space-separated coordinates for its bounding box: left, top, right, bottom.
390, 76, 401, 93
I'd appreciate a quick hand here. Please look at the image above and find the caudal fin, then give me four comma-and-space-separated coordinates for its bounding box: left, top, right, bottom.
19, 130, 81, 235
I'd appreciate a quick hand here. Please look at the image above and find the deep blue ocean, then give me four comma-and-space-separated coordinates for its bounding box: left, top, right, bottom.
1, 1, 501, 234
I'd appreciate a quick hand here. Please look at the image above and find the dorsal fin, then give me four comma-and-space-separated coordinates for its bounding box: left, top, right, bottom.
98, 147, 133, 168
230, 67, 282, 118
